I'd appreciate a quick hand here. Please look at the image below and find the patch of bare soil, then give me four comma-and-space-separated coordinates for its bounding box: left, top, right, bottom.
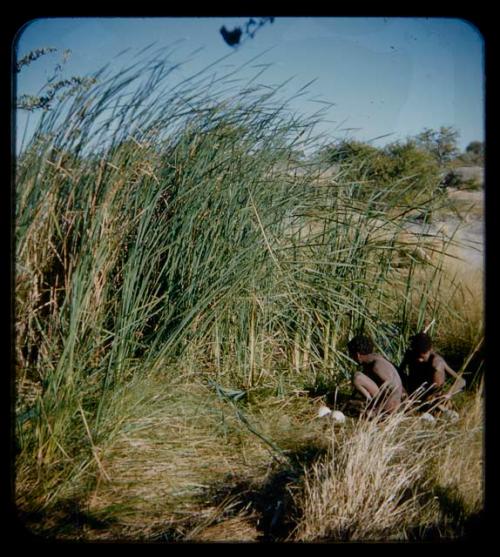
407, 189, 484, 272
441, 189, 484, 271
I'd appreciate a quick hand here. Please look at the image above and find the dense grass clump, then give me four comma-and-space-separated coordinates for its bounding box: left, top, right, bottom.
292, 388, 483, 541
15, 49, 483, 540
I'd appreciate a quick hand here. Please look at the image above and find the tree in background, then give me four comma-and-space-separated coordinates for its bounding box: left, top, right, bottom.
461, 140, 484, 166
319, 139, 379, 165
414, 126, 460, 167
319, 137, 441, 206
384, 139, 440, 185
441, 139, 484, 189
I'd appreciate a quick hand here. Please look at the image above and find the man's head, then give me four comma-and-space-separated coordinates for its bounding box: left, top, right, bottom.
409, 332, 433, 363
347, 335, 374, 364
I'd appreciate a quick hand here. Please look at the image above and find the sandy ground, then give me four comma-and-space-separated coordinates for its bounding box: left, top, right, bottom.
407, 188, 484, 272
441, 188, 484, 271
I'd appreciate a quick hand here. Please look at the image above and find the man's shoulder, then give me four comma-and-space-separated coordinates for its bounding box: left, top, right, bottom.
430, 352, 446, 368
372, 354, 397, 373
374, 353, 395, 364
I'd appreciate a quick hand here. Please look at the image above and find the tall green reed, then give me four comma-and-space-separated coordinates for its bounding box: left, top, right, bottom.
15, 48, 451, 506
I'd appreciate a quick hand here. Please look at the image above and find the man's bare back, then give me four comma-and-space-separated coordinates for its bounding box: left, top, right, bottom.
354, 354, 403, 413
347, 336, 403, 414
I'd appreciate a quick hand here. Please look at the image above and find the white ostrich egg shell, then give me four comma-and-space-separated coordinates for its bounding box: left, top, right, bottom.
318, 405, 332, 418
331, 410, 346, 423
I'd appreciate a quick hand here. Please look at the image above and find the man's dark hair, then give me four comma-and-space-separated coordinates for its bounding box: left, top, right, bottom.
410, 332, 432, 353
347, 335, 374, 356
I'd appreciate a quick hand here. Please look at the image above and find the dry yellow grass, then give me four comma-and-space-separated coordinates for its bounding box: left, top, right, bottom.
16, 365, 483, 542
291, 389, 484, 542
292, 410, 433, 541
186, 514, 260, 542
432, 384, 484, 515
16, 369, 330, 541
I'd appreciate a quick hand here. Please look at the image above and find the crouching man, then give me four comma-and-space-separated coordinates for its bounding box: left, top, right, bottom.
398, 332, 466, 414
346, 334, 403, 416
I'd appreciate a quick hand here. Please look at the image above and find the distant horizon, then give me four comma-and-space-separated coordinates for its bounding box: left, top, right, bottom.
14, 17, 485, 155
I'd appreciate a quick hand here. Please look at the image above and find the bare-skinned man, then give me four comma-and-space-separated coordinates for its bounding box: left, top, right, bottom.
398, 332, 466, 411
347, 334, 403, 415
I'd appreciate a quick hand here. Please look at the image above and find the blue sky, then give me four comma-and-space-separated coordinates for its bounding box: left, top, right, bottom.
14, 17, 484, 154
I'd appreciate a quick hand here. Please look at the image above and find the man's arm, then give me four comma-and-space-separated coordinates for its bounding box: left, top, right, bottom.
430, 357, 446, 389
442, 360, 466, 398
397, 352, 410, 397
430, 357, 467, 400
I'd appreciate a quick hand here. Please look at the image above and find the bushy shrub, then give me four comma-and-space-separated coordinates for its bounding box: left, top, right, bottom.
319, 138, 441, 207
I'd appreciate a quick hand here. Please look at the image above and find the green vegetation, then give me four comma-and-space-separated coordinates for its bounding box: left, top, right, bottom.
414, 126, 460, 167
319, 137, 442, 206
455, 140, 485, 167
16, 47, 96, 112
319, 126, 484, 195
15, 49, 483, 541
